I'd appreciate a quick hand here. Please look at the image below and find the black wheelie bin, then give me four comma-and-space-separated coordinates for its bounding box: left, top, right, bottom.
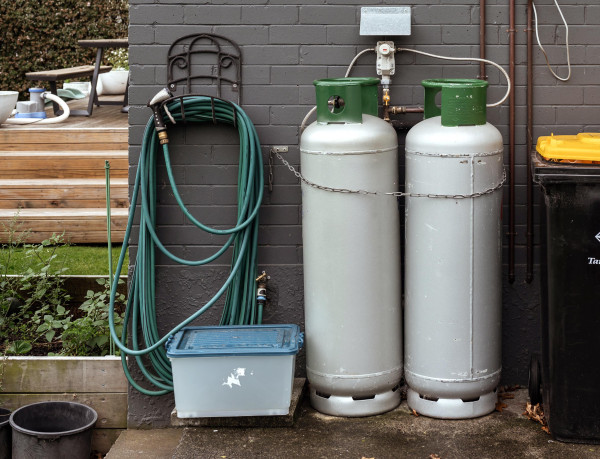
531, 133, 600, 444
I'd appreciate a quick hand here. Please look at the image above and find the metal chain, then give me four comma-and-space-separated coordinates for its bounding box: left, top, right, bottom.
268, 149, 274, 192
273, 149, 507, 199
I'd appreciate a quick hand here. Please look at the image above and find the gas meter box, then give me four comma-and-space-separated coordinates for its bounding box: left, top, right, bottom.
360, 7, 411, 36
531, 135, 600, 443
166, 324, 302, 418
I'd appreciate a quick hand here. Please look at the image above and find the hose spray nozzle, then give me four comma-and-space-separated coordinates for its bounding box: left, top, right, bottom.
148, 88, 173, 143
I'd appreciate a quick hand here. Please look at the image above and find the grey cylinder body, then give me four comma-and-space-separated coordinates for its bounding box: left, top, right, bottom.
300, 114, 402, 417
404, 116, 503, 419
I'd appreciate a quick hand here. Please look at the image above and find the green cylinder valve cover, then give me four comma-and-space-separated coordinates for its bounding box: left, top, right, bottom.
314, 77, 380, 124
422, 79, 488, 127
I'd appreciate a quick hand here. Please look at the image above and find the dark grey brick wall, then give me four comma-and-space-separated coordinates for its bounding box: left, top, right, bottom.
127, 0, 597, 426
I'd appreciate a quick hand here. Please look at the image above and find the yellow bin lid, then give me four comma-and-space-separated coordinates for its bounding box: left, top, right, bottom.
536, 133, 600, 163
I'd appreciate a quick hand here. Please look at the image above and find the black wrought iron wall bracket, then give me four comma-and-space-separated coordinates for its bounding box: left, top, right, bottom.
166, 33, 242, 105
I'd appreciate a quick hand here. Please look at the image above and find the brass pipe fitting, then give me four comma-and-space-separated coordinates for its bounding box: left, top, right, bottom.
383, 88, 391, 106
383, 105, 424, 122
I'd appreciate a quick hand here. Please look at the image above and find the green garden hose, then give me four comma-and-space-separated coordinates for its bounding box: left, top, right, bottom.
109, 95, 264, 395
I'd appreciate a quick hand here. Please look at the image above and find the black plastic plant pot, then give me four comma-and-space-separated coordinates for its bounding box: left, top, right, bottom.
9, 402, 97, 459
0, 408, 11, 459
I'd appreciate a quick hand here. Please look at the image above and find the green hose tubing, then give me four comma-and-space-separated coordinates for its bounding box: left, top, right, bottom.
109, 96, 264, 395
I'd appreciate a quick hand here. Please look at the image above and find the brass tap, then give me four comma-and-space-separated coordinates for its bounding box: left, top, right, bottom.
256, 271, 269, 307
383, 88, 390, 106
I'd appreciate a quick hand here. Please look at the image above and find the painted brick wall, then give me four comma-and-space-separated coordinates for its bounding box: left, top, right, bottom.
127, 0, 598, 426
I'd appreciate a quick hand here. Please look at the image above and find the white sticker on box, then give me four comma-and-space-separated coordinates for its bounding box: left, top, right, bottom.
223, 368, 246, 388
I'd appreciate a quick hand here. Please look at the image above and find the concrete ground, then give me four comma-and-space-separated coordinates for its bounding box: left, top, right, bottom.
106, 389, 599, 459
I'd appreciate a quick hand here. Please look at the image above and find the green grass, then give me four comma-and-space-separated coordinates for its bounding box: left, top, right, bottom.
1, 245, 129, 276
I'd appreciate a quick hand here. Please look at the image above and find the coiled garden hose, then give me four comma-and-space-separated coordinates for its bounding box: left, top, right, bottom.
109, 95, 264, 395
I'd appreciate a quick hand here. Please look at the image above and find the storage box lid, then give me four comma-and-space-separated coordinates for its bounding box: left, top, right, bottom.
536, 133, 600, 163
166, 324, 302, 358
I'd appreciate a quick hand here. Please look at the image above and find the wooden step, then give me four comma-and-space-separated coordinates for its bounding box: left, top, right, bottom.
0, 101, 129, 244
0, 208, 128, 244
0, 151, 128, 179
0, 178, 128, 209
0, 128, 128, 151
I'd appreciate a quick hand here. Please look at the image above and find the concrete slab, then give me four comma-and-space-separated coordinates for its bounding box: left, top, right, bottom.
106, 389, 600, 459
172, 389, 599, 459
104, 428, 183, 459
170, 378, 306, 428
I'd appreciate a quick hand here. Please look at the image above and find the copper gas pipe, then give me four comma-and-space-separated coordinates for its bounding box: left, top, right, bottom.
508, 0, 516, 284
526, 0, 534, 283
479, 0, 488, 80
390, 120, 420, 131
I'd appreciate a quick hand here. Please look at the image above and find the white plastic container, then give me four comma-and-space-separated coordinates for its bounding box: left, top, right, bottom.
97, 70, 129, 96
0, 91, 18, 126
63, 82, 91, 96
166, 324, 302, 418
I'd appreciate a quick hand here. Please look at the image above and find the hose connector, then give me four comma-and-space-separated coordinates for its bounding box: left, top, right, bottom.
158, 131, 169, 145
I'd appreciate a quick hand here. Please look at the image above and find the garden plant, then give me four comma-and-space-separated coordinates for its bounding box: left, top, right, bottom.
0, 219, 125, 357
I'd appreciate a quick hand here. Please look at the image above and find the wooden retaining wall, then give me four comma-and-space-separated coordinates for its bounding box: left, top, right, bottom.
0, 356, 128, 454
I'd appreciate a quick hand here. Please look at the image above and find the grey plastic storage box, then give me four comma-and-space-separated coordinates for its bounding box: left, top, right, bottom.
166, 324, 302, 418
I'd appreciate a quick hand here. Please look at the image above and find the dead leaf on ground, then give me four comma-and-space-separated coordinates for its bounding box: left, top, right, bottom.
523, 402, 550, 435
411, 409, 419, 417
524, 402, 545, 424
500, 392, 515, 399
361, 457, 375, 459
495, 401, 508, 412
429, 454, 442, 459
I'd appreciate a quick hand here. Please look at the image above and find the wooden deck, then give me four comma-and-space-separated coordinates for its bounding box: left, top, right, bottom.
0, 95, 127, 131
0, 97, 129, 243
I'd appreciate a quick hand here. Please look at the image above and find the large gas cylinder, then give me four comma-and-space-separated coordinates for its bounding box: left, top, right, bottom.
404, 79, 504, 419
300, 78, 402, 417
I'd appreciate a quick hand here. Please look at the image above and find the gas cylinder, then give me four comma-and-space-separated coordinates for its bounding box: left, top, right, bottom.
404, 79, 504, 419
300, 78, 402, 417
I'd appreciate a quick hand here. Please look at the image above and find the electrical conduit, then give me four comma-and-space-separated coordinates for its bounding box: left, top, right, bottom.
527, 0, 534, 283
509, 0, 516, 283
109, 96, 264, 395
